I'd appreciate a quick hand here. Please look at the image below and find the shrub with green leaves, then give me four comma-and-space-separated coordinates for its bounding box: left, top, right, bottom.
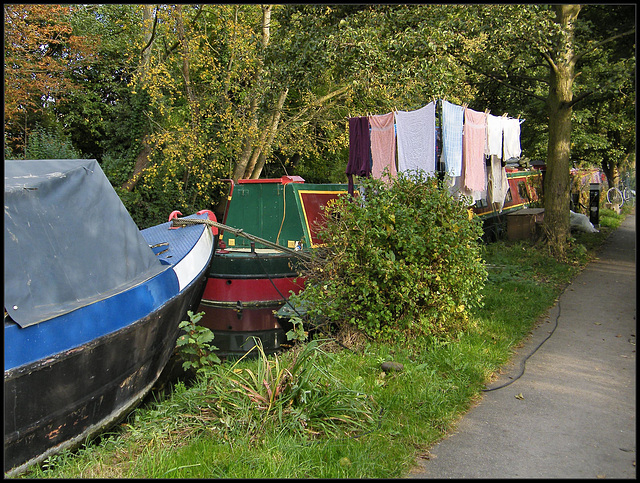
25, 126, 83, 160
289, 171, 487, 342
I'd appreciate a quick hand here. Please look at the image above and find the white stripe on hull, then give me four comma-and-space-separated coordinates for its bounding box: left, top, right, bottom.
172, 228, 214, 292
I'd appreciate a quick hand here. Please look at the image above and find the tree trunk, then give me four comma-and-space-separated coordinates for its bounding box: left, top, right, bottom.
601, 157, 617, 189
123, 5, 156, 192
232, 96, 260, 181
140, 5, 155, 71
122, 136, 152, 191
175, 4, 200, 189
543, 4, 581, 259
249, 88, 288, 179
244, 129, 270, 179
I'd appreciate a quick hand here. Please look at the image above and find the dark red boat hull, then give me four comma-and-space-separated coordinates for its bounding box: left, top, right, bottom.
199, 250, 304, 357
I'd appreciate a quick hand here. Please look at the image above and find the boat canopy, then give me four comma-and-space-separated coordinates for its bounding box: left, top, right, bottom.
4, 159, 165, 328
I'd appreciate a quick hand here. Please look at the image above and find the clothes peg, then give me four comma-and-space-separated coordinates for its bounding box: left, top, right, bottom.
485, 108, 490, 115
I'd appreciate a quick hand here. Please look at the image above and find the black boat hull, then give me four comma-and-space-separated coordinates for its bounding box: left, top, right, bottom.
3, 272, 207, 476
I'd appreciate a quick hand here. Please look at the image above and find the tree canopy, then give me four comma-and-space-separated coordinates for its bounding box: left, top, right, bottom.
4, 4, 95, 153
4, 4, 635, 246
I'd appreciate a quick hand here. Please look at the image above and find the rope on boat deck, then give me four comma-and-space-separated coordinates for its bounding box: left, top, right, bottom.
171, 217, 312, 261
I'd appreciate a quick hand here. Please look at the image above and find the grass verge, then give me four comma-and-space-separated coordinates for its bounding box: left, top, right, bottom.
13, 208, 631, 479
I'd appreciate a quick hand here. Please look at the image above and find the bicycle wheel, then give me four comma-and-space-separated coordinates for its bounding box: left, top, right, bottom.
607, 187, 624, 206
623, 188, 635, 206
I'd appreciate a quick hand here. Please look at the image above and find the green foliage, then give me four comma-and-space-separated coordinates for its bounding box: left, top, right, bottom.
285, 316, 309, 343
6, 4, 634, 249
24, 126, 84, 160
212, 338, 377, 440
290, 172, 487, 343
4, 4, 95, 155
175, 311, 220, 373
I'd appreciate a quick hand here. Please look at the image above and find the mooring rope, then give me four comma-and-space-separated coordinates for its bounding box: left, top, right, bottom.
171, 217, 312, 261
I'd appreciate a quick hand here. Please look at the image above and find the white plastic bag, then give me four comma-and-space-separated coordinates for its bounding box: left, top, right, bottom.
570, 210, 599, 233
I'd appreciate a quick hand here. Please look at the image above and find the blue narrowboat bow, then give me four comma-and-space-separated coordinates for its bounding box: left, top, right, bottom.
4, 159, 216, 476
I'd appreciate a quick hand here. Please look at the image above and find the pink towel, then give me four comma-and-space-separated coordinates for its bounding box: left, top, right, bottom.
463, 108, 487, 192
369, 112, 397, 182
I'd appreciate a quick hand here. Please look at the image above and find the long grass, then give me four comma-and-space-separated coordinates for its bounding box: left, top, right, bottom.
13, 208, 630, 479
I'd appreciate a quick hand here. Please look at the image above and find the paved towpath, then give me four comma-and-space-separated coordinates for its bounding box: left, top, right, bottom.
408, 214, 636, 479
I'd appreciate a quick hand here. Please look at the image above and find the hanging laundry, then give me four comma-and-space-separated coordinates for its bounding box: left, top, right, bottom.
489, 154, 509, 211
441, 100, 464, 177
346, 116, 371, 195
485, 114, 504, 158
369, 112, 397, 183
446, 173, 465, 200
395, 101, 436, 176
446, 171, 484, 204
462, 107, 487, 193
503, 117, 522, 160
460, 181, 486, 204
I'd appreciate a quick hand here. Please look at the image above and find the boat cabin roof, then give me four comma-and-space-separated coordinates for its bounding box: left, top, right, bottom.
4, 159, 165, 328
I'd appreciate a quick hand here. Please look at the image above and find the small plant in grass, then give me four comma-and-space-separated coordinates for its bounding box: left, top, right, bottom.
176, 310, 220, 373
285, 316, 308, 343
204, 338, 378, 441
289, 172, 487, 343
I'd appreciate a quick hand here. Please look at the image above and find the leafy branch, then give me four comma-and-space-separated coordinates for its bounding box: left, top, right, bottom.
175, 310, 221, 373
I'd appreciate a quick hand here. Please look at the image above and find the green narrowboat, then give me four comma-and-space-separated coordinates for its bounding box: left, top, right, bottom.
199, 168, 543, 356
197, 176, 349, 357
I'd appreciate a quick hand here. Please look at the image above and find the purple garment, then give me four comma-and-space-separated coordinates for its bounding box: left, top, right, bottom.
346, 116, 371, 195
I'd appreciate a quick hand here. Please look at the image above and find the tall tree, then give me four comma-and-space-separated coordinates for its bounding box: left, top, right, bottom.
569, 5, 636, 188
544, 5, 581, 255
53, 5, 145, 163
121, 4, 159, 192
4, 4, 94, 155
437, 4, 635, 258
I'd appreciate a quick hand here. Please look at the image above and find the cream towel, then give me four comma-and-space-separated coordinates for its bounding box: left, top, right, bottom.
485, 114, 503, 158
503, 117, 522, 160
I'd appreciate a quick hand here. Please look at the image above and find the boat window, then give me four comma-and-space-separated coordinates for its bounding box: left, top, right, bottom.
504, 189, 513, 203
517, 181, 529, 201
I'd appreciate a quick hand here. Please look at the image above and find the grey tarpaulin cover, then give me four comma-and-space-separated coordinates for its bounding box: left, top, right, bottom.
4, 159, 165, 328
